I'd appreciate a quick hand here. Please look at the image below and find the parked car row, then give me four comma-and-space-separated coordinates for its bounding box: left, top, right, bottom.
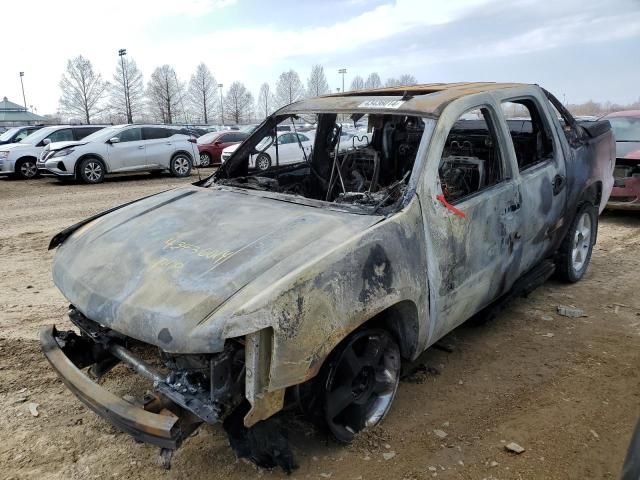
0, 124, 201, 183
197, 131, 249, 167
220, 127, 372, 171
0, 125, 104, 179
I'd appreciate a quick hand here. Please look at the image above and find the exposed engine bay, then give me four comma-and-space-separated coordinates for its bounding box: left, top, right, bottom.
213, 113, 425, 212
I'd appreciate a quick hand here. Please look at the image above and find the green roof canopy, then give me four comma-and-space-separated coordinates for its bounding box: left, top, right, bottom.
0, 96, 46, 123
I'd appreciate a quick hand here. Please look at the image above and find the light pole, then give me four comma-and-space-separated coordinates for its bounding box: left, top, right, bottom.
218, 83, 224, 126
338, 68, 347, 93
118, 49, 132, 123
19, 72, 27, 110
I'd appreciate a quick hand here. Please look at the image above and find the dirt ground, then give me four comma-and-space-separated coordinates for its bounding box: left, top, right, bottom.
0, 172, 638, 480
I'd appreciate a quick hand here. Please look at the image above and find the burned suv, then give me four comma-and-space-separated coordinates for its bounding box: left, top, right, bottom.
42, 83, 614, 471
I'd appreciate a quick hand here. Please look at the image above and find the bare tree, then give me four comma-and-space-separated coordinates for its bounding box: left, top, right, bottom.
350, 75, 365, 90
275, 70, 305, 107
224, 81, 254, 124
398, 74, 417, 86
147, 65, 185, 124
365, 72, 382, 89
59, 55, 108, 124
306, 64, 330, 97
188, 63, 217, 124
385, 77, 401, 87
110, 56, 144, 123
257, 83, 276, 119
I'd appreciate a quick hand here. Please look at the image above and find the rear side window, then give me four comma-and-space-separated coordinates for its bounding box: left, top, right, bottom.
75, 127, 103, 140
116, 128, 142, 142
278, 133, 295, 145
47, 129, 74, 143
143, 127, 170, 140
501, 99, 555, 171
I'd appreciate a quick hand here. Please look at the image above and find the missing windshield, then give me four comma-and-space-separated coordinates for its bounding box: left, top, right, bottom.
212, 112, 425, 212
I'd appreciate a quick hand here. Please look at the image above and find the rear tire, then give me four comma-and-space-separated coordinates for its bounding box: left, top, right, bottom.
199, 152, 211, 168
15, 158, 38, 179
170, 154, 192, 177
78, 158, 105, 184
556, 202, 597, 282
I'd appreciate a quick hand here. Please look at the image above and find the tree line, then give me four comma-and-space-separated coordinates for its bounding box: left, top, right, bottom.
57, 55, 418, 125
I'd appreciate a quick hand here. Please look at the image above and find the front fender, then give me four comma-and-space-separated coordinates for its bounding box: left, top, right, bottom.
211, 198, 429, 391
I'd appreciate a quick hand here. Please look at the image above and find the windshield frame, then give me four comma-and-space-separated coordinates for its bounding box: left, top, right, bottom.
0, 127, 24, 142
202, 112, 436, 215
80, 126, 125, 143
197, 132, 222, 145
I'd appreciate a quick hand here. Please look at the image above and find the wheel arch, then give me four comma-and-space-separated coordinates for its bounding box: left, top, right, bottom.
573, 180, 602, 245
578, 180, 603, 207
173, 150, 193, 162
14, 155, 38, 173
368, 299, 421, 361
75, 154, 108, 176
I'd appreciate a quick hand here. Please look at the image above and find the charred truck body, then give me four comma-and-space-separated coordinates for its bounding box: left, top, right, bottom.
42, 83, 614, 470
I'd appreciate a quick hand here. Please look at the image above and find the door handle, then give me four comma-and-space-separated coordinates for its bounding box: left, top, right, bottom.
138, 145, 145, 149
165, 142, 172, 145
552, 174, 566, 195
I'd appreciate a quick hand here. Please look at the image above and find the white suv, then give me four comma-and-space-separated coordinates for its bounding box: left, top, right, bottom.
0, 125, 105, 179
39, 125, 199, 184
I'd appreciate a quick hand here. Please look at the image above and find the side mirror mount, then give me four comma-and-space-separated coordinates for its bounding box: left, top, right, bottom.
42, 138, 51, 145
213, 140, 222, 146
108, 137, 120, 144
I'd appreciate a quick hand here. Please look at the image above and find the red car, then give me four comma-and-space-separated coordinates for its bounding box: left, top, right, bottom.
197, 131, 249, 167
602, 111, 640, 210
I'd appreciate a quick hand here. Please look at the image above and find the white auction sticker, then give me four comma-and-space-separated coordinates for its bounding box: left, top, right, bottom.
357, 99, 405, 109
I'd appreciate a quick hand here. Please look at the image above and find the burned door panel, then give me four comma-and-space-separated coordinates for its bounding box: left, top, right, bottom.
496, 95, 567, 269
419, 95, 523, 341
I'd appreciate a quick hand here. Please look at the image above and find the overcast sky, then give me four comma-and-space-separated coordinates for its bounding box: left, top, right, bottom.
2, 0, 639, 115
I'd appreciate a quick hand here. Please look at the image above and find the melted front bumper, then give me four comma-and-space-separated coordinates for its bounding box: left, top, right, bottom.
40, 324, 200, 449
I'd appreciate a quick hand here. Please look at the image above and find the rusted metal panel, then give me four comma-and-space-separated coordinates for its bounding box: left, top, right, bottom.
280, 82, 526, 118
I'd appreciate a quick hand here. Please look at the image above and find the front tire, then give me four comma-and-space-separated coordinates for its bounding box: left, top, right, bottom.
170, 154, 192, 177
300, 328, 401, 444
556, 202, 597, 282
78, 158, 105, 184
255, 153, 271, 171
15, 158, 38, 179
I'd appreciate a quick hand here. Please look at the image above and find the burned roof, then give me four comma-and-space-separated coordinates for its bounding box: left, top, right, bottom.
278, 82, 529, 118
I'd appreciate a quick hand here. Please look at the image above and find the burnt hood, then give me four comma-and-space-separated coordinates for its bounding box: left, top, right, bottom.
52, 186, 380, 353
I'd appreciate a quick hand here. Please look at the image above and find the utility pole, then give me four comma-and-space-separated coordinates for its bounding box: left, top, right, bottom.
19, 72, 27, 110
173, 70, 188, 124
338, 68, 347, 93
118, 49, 132, 123
218, 83, 224, 126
